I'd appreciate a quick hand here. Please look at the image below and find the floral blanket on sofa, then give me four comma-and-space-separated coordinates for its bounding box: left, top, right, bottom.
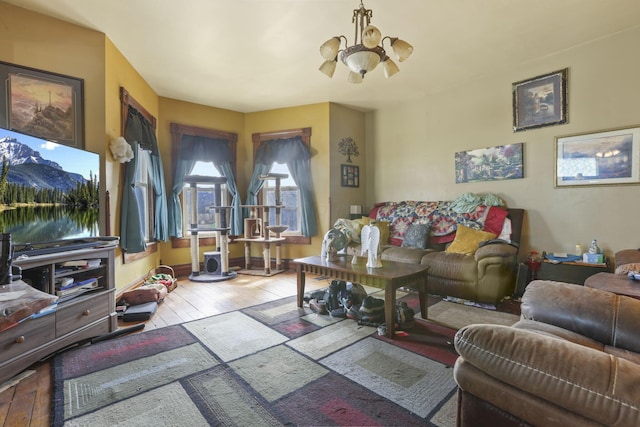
371, 199, 509, 246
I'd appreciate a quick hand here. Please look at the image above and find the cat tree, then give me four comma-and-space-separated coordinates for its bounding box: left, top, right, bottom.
237, 173, 288, 276
184, 175, 236, 282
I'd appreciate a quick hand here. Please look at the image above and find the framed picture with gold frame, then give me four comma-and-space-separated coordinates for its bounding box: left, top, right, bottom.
341, 164, 359, 187
555, 125, 640, 187
0, 61, 84, 148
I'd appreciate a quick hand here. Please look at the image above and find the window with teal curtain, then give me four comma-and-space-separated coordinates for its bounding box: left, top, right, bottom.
248, 128, 317, 239
120, 106, 169, 253
167, 124, 239, 239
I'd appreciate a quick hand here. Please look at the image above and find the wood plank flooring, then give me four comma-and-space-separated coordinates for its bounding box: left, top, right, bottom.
0, 270, 327, 427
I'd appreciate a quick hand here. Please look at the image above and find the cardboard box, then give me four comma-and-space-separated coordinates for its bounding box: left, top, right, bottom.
583, 253, 604, 264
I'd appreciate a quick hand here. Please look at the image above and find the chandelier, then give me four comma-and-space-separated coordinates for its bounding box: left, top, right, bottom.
319, 1, 413, 83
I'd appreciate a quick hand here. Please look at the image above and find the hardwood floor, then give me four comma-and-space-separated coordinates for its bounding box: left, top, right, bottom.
0, 270, 327, 427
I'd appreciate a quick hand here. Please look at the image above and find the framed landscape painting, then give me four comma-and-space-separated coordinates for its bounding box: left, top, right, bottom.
513, 68, 567, 132
555, 126, 640, 187
0, 61, 84, 148
455, 143, 524, 183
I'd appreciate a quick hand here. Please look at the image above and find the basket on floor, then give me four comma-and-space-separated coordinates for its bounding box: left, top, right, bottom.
145, 265, 178, 292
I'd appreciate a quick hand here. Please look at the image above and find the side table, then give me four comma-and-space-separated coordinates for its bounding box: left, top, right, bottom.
515, 259, 610, 298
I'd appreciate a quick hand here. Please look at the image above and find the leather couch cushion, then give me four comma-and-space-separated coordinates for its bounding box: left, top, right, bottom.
615, 249, 640, 267
455, 324, 640, 427
512, 319, 604, 352
421, 251, 477, 282
522, 281, 640, 354
381, 246, 429, 264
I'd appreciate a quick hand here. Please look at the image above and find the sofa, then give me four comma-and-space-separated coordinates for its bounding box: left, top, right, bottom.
584, 248, 640, 297
338, 198, 524, 305
453, 279, 640, 427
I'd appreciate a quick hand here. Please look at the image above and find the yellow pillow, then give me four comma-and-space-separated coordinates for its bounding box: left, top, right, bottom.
445, 225, 497, 255
371, 220, 390, 245
359, 218, 390, 245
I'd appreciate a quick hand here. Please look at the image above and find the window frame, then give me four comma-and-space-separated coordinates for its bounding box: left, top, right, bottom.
170, 123, 238, 249
120, 87, 158, 263
252, 127, 311, 245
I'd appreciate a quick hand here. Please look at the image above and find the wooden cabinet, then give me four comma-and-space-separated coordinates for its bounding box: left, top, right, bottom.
0, 244, 117, 384
514, 259, 610, 298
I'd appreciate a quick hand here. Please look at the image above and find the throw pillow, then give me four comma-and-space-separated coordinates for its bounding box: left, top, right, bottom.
371, 220, 390, 245
360, 216, 372, 225
401, 223, 430, 249
360, 217, 390, 245
445, 225, 497, 255
615, 263, 640, 275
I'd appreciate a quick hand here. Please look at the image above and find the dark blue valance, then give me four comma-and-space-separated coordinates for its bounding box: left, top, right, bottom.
180, 135, 232, 164
255, 136, 311, 165
124, 107, 158, 154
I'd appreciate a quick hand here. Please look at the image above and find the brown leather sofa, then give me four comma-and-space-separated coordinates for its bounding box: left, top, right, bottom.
584, 248, 640, 298
453, 280, 640, 427
382, 208, 524, 305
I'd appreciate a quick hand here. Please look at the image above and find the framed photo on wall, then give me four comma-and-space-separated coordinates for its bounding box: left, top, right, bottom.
455, 143, 524, 183
513, 68, 567, 132
341, 164, 359, 187
0, 61, 84, 148
555, 126, 640, 187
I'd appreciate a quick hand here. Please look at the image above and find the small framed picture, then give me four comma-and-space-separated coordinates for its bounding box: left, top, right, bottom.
513, 68, 567, 132
341, 164, 359, 187
555, 125, 640, 187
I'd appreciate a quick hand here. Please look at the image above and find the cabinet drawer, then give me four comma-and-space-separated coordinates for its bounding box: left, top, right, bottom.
0, 314, 55, 362
56, 292, 110, 337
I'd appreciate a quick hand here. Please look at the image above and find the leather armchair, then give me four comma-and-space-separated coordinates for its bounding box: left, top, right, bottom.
420, 241, 519, 305
453, 280, 640, 427
381, 208, 524, 305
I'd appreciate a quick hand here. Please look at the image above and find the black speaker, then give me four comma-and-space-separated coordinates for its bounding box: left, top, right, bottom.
514, 262, 530, 298
204, 251, 222, 275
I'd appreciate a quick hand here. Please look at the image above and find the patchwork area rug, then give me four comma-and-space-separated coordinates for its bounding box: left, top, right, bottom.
426, 300, 520, 329
52, 292, 510, 426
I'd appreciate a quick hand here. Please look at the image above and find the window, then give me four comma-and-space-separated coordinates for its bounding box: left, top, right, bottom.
169, 123, 238, 248
181, 161, 227, 237
134, 146, 153, 242
119, 87, 166, 261
251, 127, 316, 244
262, 163, 300, 235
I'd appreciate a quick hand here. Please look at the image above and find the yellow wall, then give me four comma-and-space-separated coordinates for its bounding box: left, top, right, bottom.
367, 26, 640, 259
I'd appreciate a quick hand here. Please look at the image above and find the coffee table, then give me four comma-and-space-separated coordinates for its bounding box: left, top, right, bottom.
294, 255, 429, 338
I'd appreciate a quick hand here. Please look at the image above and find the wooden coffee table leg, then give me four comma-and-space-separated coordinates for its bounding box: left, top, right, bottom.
385, 280, 396, 338
297, 265, 305, 307
418, 272, 428, 320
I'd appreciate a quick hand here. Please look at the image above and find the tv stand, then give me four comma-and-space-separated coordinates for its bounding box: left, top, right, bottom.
12, 237, 119, 259
0, 245, 116, 385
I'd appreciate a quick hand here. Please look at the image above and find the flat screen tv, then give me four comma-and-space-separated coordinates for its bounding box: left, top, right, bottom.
0, 127, 101, 256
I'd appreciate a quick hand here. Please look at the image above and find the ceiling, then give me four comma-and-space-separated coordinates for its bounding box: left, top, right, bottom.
5, 0, 640, 113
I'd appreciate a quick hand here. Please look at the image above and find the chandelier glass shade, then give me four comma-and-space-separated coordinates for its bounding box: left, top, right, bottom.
319, 1, 413, 83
